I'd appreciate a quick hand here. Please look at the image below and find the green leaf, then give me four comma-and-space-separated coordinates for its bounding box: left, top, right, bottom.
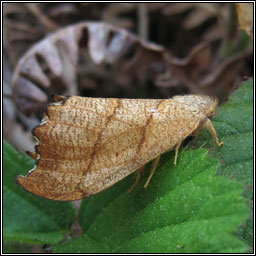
3, 242, 34, 254
3, 141, 75, 244
53, 149, 249, 253
191, 79, 253, 246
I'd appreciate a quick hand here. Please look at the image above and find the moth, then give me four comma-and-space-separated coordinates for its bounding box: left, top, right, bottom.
16, 95, 223, 201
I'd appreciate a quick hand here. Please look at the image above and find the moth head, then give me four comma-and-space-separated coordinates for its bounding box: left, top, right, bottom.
203, 96, 218, 119
173, 94, 218, 118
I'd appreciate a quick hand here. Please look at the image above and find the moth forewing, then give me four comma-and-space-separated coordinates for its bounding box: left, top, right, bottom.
16, 95, 222, 201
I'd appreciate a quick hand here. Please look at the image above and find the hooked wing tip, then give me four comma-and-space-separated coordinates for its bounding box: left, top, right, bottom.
15, 175, 24, 186
15, 175, 33, 195
15, 174, 88, 201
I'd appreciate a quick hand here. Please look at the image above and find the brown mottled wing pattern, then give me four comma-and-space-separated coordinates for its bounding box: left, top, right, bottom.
16, 96, 208, 201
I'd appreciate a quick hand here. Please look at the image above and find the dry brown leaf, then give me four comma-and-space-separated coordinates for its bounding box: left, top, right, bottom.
12, 22, 164, 116
3, 3, 45, 65
3, 96, 35, 152
3, 3, 107, 65
162, 3, 228, 41
156, 42, 211, 87
156, 42, 245, 103
235, 3, 253, 37
199, 53, 244, 101
102, 3, 135, 29
25, 3, 59, 31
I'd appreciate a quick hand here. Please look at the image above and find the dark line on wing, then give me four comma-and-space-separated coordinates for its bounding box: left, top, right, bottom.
136, 99, 165, 154
83, 99, 121, 175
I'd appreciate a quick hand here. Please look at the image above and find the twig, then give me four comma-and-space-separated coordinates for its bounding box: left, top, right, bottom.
137, 3, 149, 41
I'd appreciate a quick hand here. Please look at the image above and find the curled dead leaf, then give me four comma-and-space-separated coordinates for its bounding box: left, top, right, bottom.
12, 22, 164, 116
156, 42, 245, 103
156, 42, 211, 88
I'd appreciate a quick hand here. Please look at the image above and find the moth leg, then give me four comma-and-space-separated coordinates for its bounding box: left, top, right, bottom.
144, 155, 161, 188
128, 167, 144, 194
174, 141, 182, 166
205, 118, 223, 147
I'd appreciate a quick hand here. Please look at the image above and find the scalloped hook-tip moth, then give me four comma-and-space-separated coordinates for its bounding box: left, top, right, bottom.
16, 95, 223, 201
